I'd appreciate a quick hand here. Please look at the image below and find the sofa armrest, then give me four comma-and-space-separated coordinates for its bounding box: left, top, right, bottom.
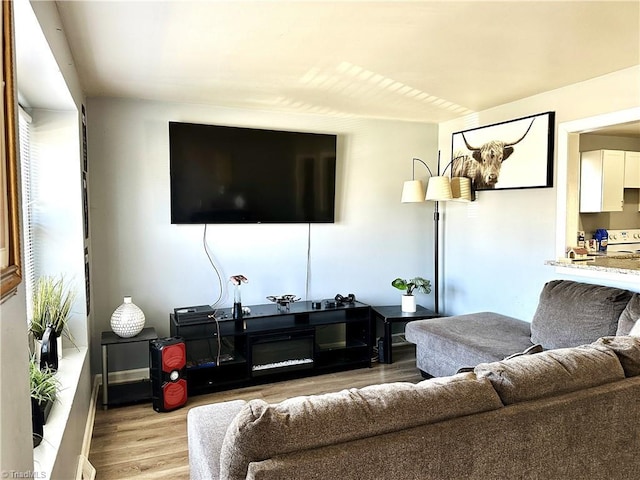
187, 399, 247, 480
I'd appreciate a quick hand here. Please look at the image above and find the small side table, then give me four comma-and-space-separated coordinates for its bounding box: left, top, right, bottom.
372, 305, 440, 364
101, 327, 158, 408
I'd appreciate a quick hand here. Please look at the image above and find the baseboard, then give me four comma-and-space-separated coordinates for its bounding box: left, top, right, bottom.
97, 367, 151, 385
75, 455, 96, 480
75, 369, 148, 479
75, 374, 100, 480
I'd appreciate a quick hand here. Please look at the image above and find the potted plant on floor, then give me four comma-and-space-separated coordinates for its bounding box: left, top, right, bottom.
30, 355, 59, 447
391, 276, 431, 313
30, 275, 76, 370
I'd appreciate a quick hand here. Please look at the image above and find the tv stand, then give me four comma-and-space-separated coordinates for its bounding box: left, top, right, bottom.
170, 301, 372, 396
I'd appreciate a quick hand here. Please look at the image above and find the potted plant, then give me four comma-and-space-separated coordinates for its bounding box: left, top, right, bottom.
29, 356, 59, 447
30, 275, 76, 367
391, 276, 431, 313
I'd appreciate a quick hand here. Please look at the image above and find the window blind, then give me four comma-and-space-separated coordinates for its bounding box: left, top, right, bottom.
18, 105, 36, 320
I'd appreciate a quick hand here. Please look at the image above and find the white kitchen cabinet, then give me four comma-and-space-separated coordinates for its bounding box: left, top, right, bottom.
624, 150, 640, 188
579, 149, 625, 212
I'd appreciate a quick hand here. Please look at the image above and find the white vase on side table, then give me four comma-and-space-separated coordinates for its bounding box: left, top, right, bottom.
110, 296, 146, 338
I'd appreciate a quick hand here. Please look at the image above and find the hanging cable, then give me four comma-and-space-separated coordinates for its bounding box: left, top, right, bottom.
306, 223, 312, 300
203, 224, 225, 365
203, 224, 225, 308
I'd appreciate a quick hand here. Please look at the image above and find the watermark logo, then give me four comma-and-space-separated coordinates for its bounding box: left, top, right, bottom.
1, 471, 47, 479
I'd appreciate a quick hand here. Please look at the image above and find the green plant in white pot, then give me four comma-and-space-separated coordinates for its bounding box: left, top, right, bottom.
29, 275, 76, 367
391, 277, 431, 313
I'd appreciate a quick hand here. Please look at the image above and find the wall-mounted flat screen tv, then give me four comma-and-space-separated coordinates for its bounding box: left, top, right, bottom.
169, 122, 337, 224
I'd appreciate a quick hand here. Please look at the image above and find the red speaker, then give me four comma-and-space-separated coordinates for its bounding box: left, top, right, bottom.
150, 337, 187, 412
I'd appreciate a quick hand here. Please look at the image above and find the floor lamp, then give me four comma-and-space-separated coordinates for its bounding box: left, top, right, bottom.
401, 153, 472, 314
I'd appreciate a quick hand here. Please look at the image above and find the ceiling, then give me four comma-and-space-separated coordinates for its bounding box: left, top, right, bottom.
21, 1, 640, 124
584, 120, 640, 138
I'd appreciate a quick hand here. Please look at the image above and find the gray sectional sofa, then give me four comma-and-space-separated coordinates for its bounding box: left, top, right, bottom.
187, 336, 640, 480
405, 279, 639, 377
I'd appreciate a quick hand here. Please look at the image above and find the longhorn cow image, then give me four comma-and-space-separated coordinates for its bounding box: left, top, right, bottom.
452, 118, 535, 189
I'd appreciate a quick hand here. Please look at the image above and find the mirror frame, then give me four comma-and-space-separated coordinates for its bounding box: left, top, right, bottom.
1, 1, 22, 303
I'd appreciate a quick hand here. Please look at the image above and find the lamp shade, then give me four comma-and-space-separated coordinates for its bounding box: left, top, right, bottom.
451, 176, 473, 201
401, 180, 426, 203
425, 176, 453, 201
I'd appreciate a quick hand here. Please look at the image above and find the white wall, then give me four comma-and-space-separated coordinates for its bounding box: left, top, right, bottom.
0, 286, 33, 474
439, 67, 640, 319
87, 97, 439, 371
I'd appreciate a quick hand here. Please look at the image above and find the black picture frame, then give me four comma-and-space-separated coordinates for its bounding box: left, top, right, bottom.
451, 111, 555, 191
84, 247, 90, 315
82, 104, 88, 172
82, 172, 89, 240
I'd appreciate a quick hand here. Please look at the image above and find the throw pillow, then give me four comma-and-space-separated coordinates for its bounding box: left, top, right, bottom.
616, 293, 640, 336
530, 280, 633, 350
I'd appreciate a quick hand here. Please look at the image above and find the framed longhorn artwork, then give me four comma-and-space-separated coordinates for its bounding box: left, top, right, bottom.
451, 111, 555, 191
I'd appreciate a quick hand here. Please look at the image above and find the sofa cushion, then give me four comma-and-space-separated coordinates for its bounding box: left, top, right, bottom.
616, 293, 640, 336
594, 336, 640, 377
405, 312, 533, 377
474, 344, 625, 405
530, 280, 632, 349
219, 373, 503, 479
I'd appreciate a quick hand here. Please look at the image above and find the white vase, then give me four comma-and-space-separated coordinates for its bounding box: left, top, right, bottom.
401, 295, 416, 313
110, 296, 146, 338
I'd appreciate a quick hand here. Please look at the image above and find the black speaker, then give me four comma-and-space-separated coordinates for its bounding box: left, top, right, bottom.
150, 337, 187, 412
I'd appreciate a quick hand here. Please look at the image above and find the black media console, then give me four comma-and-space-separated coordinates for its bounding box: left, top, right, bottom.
170, 300, 372, 396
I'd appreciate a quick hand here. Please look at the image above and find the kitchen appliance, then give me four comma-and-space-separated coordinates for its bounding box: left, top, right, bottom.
605, 229, 640, 255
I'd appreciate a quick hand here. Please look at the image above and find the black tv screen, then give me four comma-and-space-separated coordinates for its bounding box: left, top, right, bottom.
169, 122, 337, 224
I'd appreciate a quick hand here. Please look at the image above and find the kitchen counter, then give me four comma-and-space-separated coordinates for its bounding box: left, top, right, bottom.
546, 254, 640, 277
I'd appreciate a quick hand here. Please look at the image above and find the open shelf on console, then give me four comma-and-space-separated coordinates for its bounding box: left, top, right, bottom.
186, 353, 246, 370
170, 301, 372, 395
317, 338, 368, 351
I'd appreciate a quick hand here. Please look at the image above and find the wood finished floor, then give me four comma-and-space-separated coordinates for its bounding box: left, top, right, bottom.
88, 346, 422, 479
